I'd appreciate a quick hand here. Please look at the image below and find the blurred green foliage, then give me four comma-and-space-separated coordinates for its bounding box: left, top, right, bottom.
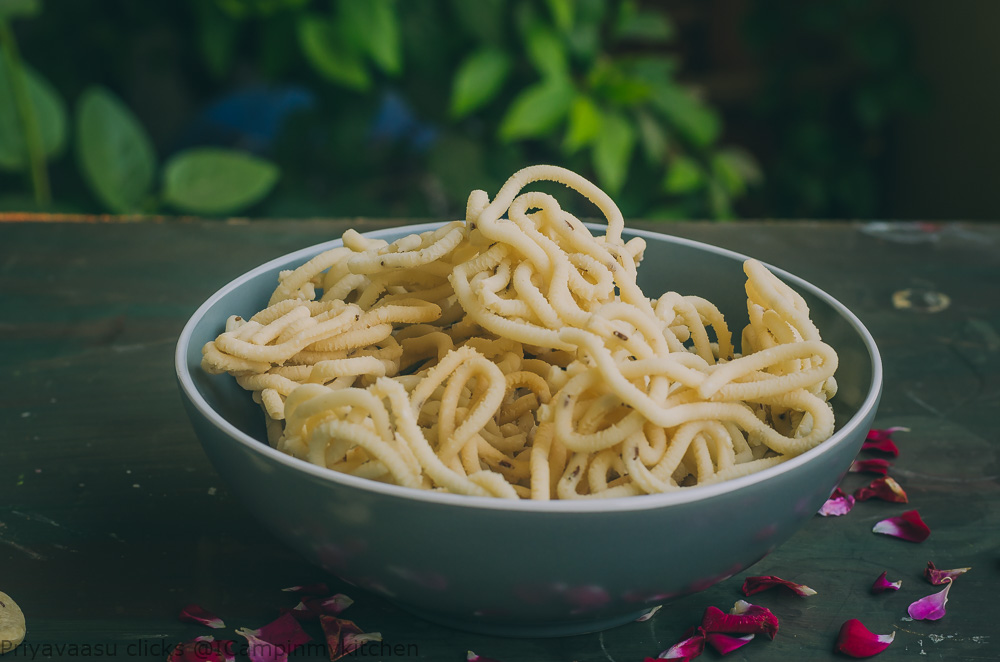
0, 0, 762, 219
743, 0, 926, 218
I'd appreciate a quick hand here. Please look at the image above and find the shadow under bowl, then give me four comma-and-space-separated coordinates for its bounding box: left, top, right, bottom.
175, 223, 881, 637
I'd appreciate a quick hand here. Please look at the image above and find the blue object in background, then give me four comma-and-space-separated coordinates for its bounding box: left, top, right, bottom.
369, 90, 438, 151
178, 85, 316, 154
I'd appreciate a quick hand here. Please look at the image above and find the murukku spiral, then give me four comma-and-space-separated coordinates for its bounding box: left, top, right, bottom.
202, 165, 838, 499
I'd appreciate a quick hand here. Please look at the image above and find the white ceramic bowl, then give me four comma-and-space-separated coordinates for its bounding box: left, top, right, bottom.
175, 223, 881, 637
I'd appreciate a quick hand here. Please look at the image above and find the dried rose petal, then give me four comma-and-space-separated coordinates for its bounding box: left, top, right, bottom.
818, 487, 855, 517
280, 583, 330, 596
854, 477, 908, 503
870, 572, 902, 594
702, 602, 779, 640
168, 637, 236, 662
849, 458, 891, 475
861, 427, 907, 456
178, 604, 226, 629
834, 619, 895, 657
467, 652, 505, 662
872, 510, 930, 542
908, 579, 952, 621
741, 575, 817, 597
636, 605, 663, 622
320, 616, 368, 661
656, 627, 705, 660
705, 632, 754, 655
925, 561, 971, 585
236, 613, 311, 662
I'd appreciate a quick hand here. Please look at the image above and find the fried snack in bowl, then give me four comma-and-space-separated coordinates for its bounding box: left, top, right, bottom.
176, 166, 880, 636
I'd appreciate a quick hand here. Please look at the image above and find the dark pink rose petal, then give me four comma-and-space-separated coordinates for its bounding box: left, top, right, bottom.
854, 477, 908, 503
834, 619, 895, 657
872, 510, 930, 542
168, 637, 236, 662
705, 632, 754, 655
636, 605, 662, 622
178, 604, 225, 629
467, 652, 505, 662
908, 579, 952, 621
925, 561, 971, 585
818, 487, 855, 517
862, 427, 907, 456
850, 458, 891, 475
236, 613, 311, 662
702, 602, 779, 640
870, 572, 902, 594
280, 583, 330, 596
656, 627, 705, 660
741, 575, 817, 597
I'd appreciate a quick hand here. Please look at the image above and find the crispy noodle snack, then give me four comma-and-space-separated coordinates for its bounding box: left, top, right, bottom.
202, 165, 838, 499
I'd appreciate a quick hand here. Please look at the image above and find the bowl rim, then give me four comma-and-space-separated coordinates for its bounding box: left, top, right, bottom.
175, 221, 882, 513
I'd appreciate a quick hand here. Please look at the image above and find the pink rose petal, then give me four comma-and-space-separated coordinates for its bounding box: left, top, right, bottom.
908, 579, 952, 621
236, 613, 311, 662
834, 619, 895, 657
849, 458, 891, 475
168, 637, 236, 662
656, 627, 705, 660
870, 571, 902, 594
636, 605, 663, 622
861, 427, 907, 456
741, 575, 817, 597
280, 583, 330, 596
283, 593, 355, 621
818, 487, 855, 517
702, 601, 779, 640
178, 604, 226, 629
925, 561, 971, 585
705, 632, 754, 655
342, 631, 382, 655
872, 510, 930, 542
854, 477, 908, 503
467, 652, 505, 662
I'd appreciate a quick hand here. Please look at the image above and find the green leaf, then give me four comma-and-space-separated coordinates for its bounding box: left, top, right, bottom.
163, 148, 279, 215
193, 0, 240, 78
338, 0, 401, 75
450, 48, 511, 118
562, 95, 602, 153
565, 0, 604, 61
75, 86, 156, 213
707, 180, 733, 219
499, 76, 574, 142
635, 109, 667, 164
449, 0, 504, 44
650, 83, 720, 147
296, 14, 370, 90
615, 1, 674, 42
712, 148, 761, 197
525, 23, 568, 79
0, 0, 40, 18
663, 155, 704, 194
544, 0, 574, 32
591, 111, 636, 195
0, 62, 67, 171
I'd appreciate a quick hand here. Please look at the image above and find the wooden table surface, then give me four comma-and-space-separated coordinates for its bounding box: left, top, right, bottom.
1, 217, 998, 661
